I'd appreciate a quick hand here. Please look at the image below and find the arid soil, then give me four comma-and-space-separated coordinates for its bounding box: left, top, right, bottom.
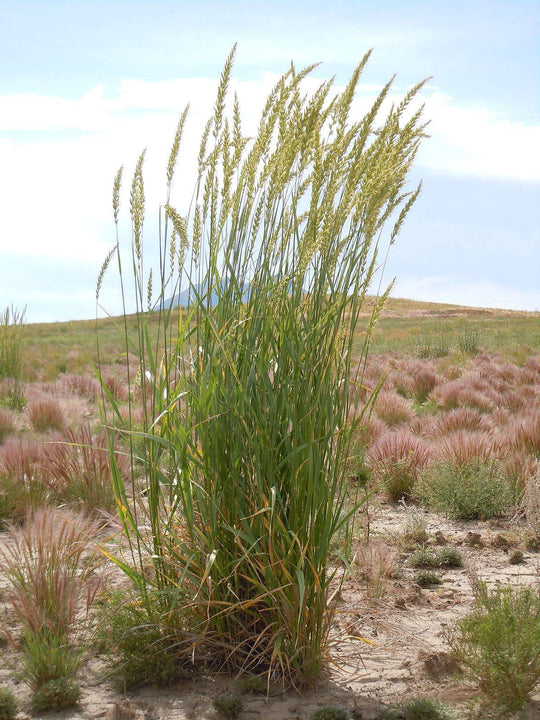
1, 501, 538, 720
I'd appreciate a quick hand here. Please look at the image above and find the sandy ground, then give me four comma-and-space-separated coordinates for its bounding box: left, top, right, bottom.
1, 502, 539, 720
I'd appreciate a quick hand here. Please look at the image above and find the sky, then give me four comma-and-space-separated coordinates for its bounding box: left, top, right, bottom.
1, 0, 539, 323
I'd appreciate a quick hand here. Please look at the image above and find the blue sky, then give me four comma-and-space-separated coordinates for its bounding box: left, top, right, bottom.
1, 0, 539, 322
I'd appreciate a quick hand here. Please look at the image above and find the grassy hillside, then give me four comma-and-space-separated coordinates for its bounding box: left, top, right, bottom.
23, 297, 540, 381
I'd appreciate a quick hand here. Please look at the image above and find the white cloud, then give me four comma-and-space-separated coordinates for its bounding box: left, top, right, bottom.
0, 74, 538, 321
419, 91, 540, 182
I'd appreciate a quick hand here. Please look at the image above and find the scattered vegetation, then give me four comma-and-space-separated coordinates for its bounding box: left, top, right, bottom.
414, 570, 442, 587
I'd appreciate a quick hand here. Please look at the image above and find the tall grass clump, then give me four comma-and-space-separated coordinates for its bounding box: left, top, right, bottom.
0, 306, 25, 410
97, 47, 428, 685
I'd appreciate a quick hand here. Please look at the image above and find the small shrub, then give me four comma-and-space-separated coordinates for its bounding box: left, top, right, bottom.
446, 582, 540, 712
417, 460, 515, 521
98, 591, 187, 689
26, 395, 65, 433
0, 687, 18, 720
408, 547, 463, 569
31, 677, 81, 712
414, 570, 442, 587
376, 697, 455, 719
308, 707, 351, 720
212, 693, 245, 719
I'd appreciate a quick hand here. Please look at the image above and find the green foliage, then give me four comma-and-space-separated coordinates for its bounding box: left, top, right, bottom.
0, 687, 18, 720
446, 582, 540, 712
376, 697, 455, 719
414, 570, 442, 587
417, 460, 515, 520
418, 335, 450, 359
212, 693, 246, 719
97, 47, 427, 686
0, 306, 26, 410
458, 329, 480, 355
98, 590, 187, 689
408, 546, 463, 569
20, 630, 82, 690
308, 707, 352, 720
30, 677, 81, 712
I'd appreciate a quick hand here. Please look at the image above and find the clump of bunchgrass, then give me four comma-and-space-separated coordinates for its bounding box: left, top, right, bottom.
43, 424, 127, 514
96, 47, 428, 686
0, 438, 52, 524
446, 581, 540, 713
0, 508, 102, 690
368, 431, 431, 501
26, 395, 66, 433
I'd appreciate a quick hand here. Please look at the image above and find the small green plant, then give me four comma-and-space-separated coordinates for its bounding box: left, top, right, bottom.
446, 582, 540, 712
98, 590, 187, 689
31, 677, 81, 712
0, 687, 18, 720
308, 707, 352, 720
0, 409, 15, 444
414, 570, 442, 587
417, 460, 515, 520
408, 547, 463, 569
376, 697, 455, 719
212, 693, 246, 719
